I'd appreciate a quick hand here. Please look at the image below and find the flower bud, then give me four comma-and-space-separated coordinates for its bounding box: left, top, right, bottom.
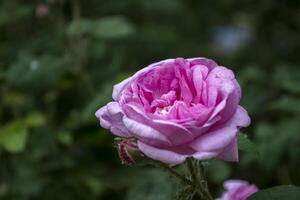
117, 138, 145, 165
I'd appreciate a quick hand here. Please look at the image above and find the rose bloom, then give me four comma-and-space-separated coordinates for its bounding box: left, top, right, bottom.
96, 58, 250, 165
217, 180, 258, 200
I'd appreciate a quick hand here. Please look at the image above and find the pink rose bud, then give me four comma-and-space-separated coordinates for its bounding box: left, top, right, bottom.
96, 57, 250, 165
117, 138, 144, 165
217, 180, 258, 200
36, 3, 49, 18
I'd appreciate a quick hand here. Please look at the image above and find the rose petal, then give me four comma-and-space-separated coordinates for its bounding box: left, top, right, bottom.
123, 103, 194, 146
217, 136, 239, 161
113, 58, 216, 102
224, 180, 253, 190
95, 102, 131, 137
192, 152, 218, 160
113, 59, 176, 101
137, 141, 187, 165
95, 106, 111, 129
187, 57, 218, 71
112, 77, 132, 101
189, 106, 250, 153
217, 180, 259, 200
123, 116, 171, 146
206, 66, 241, 124
192, 65, 204, 103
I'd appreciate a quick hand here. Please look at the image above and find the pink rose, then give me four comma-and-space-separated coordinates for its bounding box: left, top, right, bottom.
217, 180, 258, 200
96, 57, 250, 165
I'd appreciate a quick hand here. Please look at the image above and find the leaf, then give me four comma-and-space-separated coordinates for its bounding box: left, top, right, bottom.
57, 131, 73, 146
238, 132, 259, 155
248, 185, 300, 200
25, 113, 45, 127
0, 121, 28, 153
0, 2, 32, 26
5, 53, 65, 90
125, 169, 174, 200
206, 160, 231, 183
269, 96, 300, 114
66, 19, 93, 37
91, 16, 135, 39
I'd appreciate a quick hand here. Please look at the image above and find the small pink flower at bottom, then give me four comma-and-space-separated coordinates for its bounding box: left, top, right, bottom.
217, 180, 258, 200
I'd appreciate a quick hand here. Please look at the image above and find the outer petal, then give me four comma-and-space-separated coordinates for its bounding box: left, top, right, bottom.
187, 57, 218, 71
192, 152, 218, 160
95, 102, 131, 137
123, 103, 194, 146
205, 66, 241, 124
137, 141, 187, 165
217, 137, 239, 161
122, 116, 171, 147
112, 77, 132, 101
189, 106, 250, 156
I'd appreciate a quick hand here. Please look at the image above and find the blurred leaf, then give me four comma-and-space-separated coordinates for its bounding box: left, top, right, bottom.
80, 83, 113, 123
274, 66, 300, 93
67, 16, 135, 40
125, 169, 174, 200
269, 96, 300, 114
238, 132, 259, 155
248, 185, 300, 200
57, 131, 73, 145
25, 113, 45, 127
84, 176, 105, 196
91, 16, 135, 39
0, 121, 28, 153
207, 160, 231, 183
5, 53, 65, 90
2, 91, 26, 107
0, 183, 8, 197
0, 2, 32, 26
66, 19, 93, 37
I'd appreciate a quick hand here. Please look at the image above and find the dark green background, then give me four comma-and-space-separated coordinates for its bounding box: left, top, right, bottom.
0, 0, 299, 199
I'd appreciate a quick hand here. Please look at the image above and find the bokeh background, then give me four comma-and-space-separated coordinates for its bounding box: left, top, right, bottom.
0, 0, 299, 199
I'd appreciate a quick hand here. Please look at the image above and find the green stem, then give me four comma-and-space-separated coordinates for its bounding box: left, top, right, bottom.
155, 161, 192, 186
198, 162, 214, 200
187, 158, 198, 183
186, 160, 214, 200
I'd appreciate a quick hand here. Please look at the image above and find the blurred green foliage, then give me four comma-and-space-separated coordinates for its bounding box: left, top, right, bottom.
0, 0, 299, 199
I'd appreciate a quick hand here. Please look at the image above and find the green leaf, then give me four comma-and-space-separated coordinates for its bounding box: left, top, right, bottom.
91, 16, 135, 39
248, 185, 300, 200
66, 19, 93, 37
125, 169, 174, 200
25, 113, 45, 127
57, 131, 73, 146
269, 96, 300, 114
0, 2, 32, 27
238, 133, 259, 155
0, 121, 28, 153
206, 160, 231, 183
